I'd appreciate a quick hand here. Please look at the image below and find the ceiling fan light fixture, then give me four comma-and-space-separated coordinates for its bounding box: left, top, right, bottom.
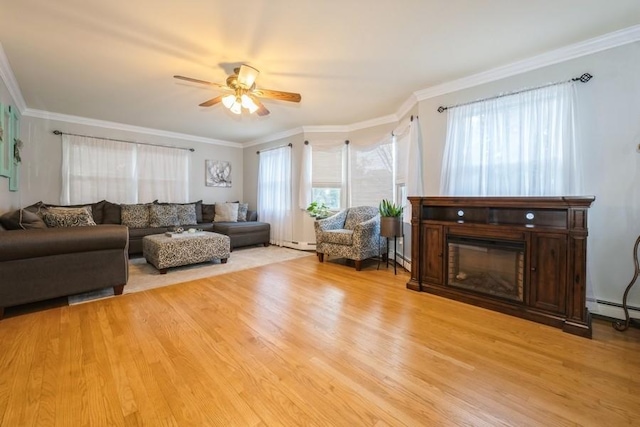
229, 101, 242, 115
222, 94, 236, 109
238, 64, 259, 88
241, 94, 259, 114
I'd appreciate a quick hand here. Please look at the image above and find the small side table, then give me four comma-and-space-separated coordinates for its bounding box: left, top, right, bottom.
613, 234, 640, 331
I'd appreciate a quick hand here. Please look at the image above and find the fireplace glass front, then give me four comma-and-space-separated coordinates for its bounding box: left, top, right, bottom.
447, 236, 525, 302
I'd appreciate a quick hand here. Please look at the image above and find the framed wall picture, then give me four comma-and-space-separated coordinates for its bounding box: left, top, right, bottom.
0, 103, 10, 178
205, 159, 232, 187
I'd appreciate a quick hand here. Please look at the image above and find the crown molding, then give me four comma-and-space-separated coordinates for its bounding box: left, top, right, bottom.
242, 126, 305, 148
244, 116, 398, 147
414, 24, 640, 101
395, 93, 418, 121
302, 125, 349, 133
0, 42, 27, 112
24, 108, 242, 148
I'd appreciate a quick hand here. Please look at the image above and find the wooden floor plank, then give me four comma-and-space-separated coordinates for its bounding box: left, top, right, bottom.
1, 255, 640, 426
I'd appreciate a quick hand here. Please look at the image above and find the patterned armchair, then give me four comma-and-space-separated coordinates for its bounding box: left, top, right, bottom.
314, 206, 386, 271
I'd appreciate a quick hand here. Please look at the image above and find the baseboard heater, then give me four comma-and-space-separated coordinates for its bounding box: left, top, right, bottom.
595, 299, 640, 313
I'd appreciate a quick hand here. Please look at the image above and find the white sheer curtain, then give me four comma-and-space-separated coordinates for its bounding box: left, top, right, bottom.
394, 118, 425, 223
349, 134, 394, 207
137, 144, 189, 203
61, 134, 190, 204
440, 82, 581, 196
258, 146, 292, 246
298, 142, 312, 210
61, 135, 137, 204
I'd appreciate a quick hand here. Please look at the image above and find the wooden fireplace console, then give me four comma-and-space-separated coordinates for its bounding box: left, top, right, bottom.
407, 196, 595, 338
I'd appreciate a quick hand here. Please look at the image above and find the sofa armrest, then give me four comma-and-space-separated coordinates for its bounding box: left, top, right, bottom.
247, 210, 258, 222
0, 225, 129, 262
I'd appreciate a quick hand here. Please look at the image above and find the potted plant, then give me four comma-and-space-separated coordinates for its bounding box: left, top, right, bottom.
306, 201, 332, 219
379, 199, 403, 237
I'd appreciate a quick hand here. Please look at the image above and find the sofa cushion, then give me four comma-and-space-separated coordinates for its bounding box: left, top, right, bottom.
211, 221, 269, 235
128, 227, 170, 238
202, 204, 215, 222
322, 229, 354, 245
102, 201, 122, 224
24, 201, 50, 219
121, 204, 150, 228
0, 209, 48, 230
176, 204, 198, 225
149, 204, 179, 227
43, 207, 97, 227
214, 203, 238, 222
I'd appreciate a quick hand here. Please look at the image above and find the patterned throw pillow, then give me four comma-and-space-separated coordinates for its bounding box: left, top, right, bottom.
149, 204, 179, 227
121, 204, 150, 228
214, 203, 238, 222
176, 204, 198, 225
237, 203, 249, 222
43, 207, 97, 227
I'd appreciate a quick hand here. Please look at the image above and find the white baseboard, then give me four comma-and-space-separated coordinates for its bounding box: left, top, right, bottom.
587, 298, 639, 320
283, 241, 317, 251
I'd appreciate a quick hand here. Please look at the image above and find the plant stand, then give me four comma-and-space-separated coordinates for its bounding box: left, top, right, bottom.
379, 217, 403, 275
613, 234, 640, 331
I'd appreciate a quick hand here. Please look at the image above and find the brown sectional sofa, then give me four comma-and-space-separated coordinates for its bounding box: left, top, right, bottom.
0, 200, 271, 318
19, 199, 271, 254
0, 224, 129, 319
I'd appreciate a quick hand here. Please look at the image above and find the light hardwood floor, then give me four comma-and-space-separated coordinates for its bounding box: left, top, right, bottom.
1, 255, 640, 426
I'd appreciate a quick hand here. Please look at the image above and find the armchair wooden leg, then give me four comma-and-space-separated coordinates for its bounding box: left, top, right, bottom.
318, 253, 324, 262
355, 260, 362, 271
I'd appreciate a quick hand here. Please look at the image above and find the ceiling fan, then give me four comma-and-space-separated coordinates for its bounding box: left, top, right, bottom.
174, 64, 301, 116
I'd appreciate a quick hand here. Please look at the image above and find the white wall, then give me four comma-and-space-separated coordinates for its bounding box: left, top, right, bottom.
17, 116, 244, 207
0, 70, 20, 213
412, 41, 640, 318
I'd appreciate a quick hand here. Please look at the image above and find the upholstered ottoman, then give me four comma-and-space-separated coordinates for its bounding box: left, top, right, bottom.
143, 232, 230, 274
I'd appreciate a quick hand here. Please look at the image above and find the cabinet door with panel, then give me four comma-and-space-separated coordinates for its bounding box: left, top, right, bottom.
421, 224, 444, 285
529, 233, 567, 314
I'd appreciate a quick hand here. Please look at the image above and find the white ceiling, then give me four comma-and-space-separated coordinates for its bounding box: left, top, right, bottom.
0, 0, 639, 144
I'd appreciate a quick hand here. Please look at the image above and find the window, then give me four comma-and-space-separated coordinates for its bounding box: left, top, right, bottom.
311, 143, 345, 210
61, 134, 190, 204
349, 136, 393, 207
304, 128, 419, 212
440, 82, 581, 196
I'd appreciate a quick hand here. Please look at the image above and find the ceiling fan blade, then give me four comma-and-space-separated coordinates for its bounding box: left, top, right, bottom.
174, 75, 228, 89
252, 88, 301, 103
237, 65, 259, 88
199, 96, 223, 107
250, 96, 270, 116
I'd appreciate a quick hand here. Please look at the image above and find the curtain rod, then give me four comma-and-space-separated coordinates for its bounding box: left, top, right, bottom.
256, 142, 292, 154
436, 73, 593, 113
52, 130, 195, 152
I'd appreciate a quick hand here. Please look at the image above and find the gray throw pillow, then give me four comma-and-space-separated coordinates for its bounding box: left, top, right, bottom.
149, 204, 179, 227
237, 203, 249, 222
176, 204, 198, 225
